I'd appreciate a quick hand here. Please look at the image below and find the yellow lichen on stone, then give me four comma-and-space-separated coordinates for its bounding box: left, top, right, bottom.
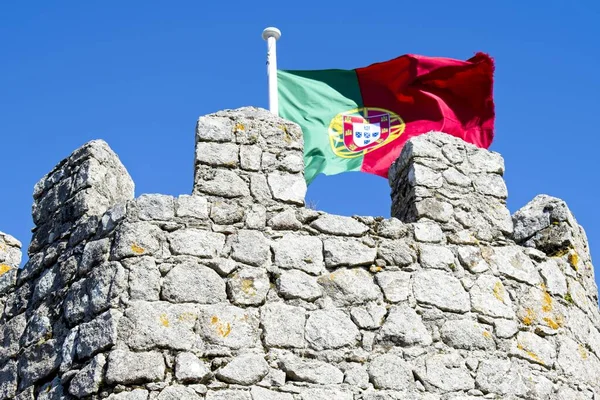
241, 279, 256, 296
131, 244, 145, 254
522, 308, 536, 326
370, 265, 383, 273
541, 285, 553, 313
543, 317, 561, 330
493, 281, 505, 302
235, 123, 245, 131
0, 264, 12, 276
578, 344, 589, 360
568, 251, 580, 270
159, 313, 170, 327
517, 343, 543, 365
177, 312, 197, 323
210, 316, 232, 337
483, 331, 492, 339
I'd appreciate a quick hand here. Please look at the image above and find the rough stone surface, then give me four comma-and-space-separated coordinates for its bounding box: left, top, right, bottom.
175, 352, 210, 383
105, 350, 165, 385
216, 353, 269, 385
305, 309, 359, 349
413, 269, 470, 313
1, 110, 598, 399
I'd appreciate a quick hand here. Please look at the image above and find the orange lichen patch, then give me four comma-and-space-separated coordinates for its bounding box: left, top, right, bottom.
483, 331, 492, 339
370, 266, 383, 273
131, 244, 145, 254
0, 264, 12, 276
493, 281, 505, 302
241, 279, 256, 296
541, 286, 553, 313
568, 251, 580, 270
210, 316, 232, 337
543, 317, 561, 330
159, 313, 170, 327
177, 312, 197, 323
521, 308, 536, 326
235, 123, 245, 131
578, 344, 589, 360
517, 343, 544, 365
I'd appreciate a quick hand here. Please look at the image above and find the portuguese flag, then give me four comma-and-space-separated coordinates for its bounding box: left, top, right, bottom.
278, 53, 495, 183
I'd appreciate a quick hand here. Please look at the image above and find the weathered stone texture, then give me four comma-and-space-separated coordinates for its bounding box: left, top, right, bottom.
1, 109, 598, 399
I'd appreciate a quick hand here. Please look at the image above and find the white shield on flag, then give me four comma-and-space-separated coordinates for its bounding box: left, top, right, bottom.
352, 122, 381, 147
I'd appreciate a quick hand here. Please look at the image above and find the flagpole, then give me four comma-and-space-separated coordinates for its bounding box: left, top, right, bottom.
262, 27, 281, 115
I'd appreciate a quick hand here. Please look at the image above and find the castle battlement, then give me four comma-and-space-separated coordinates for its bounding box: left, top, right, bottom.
0, 107, 598, 399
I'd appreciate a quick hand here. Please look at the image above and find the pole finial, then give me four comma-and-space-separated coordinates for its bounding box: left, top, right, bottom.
262, 27, 281, 41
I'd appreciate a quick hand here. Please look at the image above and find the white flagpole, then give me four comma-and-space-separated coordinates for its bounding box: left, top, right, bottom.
262, 27, 281, 115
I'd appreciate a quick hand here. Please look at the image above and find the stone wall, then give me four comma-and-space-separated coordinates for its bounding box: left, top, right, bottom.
0, 107, 599, 400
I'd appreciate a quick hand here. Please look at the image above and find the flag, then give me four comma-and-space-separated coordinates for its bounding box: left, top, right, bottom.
277, 52, 495, 184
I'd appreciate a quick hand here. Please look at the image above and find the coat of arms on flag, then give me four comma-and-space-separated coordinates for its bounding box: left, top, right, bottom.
329, 107, 405, 158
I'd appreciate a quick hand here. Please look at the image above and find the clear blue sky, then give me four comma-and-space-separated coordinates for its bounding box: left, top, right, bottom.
1, 1, 599, 282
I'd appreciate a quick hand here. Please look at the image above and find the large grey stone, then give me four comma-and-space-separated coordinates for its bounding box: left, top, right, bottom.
227, 267, 270, 306
176, 194, 209, 219
489, 246, 541, 285
105, 349, 165, 385
323, 237, 377, 267
230, 230, 270, 267
128, 256, 161, 301
280, 355, 344, 384
157, 386, 203, 400
197, 304, 260, 349
418, 353, 474, 392
18, 339, 61, 388
112, 222, 163, 259
162, 262, 226, 304
175, 352, 210, 383
413, 270, 470, 313
216, 353, 269, 385
136, 194, 175, 221
261, 303, 306, 348
305, 309, 359, 350
311, 214, 369, 236
539, 259, 567, 296
272, 234, 324, 275
350, 304, 387, 329
299, 388, 353, 400
378, 304, 432, 346
510, 331, 556, 367
169, 229, 225, 258
375, 271, 411, 303
475, 358, 528, 397
318, 267, 381, 306
369, 354, 413, 390
195, 168, 250, 198
196, 142, 239, 167
440, 319, 495, 350
250, 387, 293, 400
0, 313, 27, 363
0, 361, 17, 400
206, 390, 252, 400
121, 301, 200, 351
68, 353, 106, 398
267, 172, 306, 205
470, 275, 515, 319
378, 239, 415, 266
276, 270, 322, 301
419, 244, 455, 270
76, 309, 121, 360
